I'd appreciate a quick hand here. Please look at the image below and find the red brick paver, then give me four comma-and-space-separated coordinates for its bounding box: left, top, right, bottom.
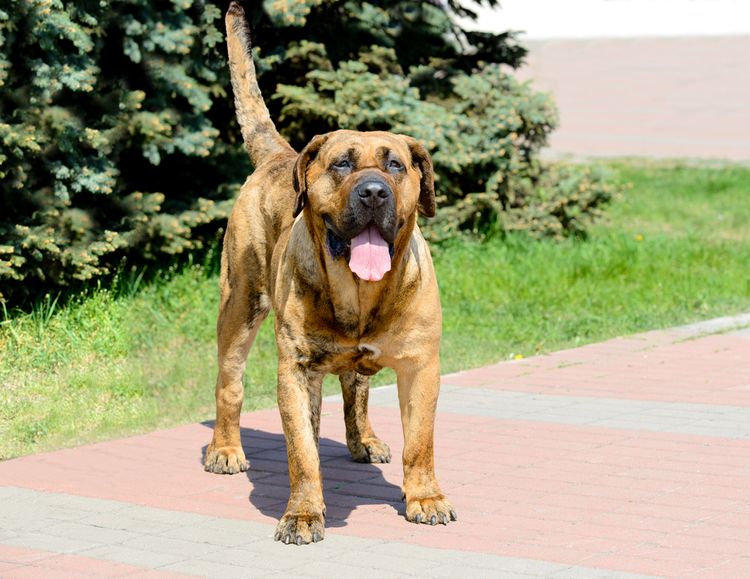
447, 331, 750, 405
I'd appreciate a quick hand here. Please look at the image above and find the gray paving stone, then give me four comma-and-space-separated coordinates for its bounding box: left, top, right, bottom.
289, 559, 416, 578
361, 540, 471, 563
551, 567, 659, 578
454, 553, 570, 575
160, 558, 254, 578
114, 505, 219, 527
427, 567, 542, 579
202, 543, 338, 571
201, 545, 302, 576
42, 520, 142, 545
80, 512, 175, 534
1, 513, 53, 533
336, 550, 441, 574
77, 544, 187, 568
120, 534, 221, 557
361, 388, 750, 439
44, 505, 97, 522
159, 523, 264, 547
674, 314, 750, 337
27, 492, 129, 513
2, 531, 102, 554
196, 516, 274, 536
310, 532, 383, 551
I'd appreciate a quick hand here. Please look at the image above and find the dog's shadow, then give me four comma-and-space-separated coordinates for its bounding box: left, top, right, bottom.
200, 424, 403, 527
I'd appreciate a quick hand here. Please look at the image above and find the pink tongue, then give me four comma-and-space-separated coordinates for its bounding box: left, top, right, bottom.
348, 225, 391, 282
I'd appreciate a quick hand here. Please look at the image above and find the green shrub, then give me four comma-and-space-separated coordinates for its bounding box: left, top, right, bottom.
0, 0, 614, 306
0, 0, 243, 305
276, 50, 616, 242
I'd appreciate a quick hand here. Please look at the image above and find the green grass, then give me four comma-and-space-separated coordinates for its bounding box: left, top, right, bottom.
2, 161, 750, 459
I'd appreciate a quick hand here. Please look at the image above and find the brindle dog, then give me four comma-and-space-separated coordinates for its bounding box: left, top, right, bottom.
204, 2, 456, 545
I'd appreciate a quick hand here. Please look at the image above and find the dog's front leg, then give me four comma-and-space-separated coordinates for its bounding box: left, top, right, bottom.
275, 356, 326, 545
396, 357, 457, 526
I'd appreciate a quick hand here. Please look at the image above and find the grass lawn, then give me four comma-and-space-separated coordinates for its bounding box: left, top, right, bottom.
2, 161, 749, 459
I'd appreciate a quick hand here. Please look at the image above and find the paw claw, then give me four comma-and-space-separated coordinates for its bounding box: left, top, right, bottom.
351, 437, 392, 464
275, 510, 325, 546
405, 494, 456, 527
203, 444, 247, 475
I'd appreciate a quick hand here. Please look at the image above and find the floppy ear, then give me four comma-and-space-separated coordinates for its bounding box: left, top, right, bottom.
401, 135, 436, 218
292, 133, 329, 217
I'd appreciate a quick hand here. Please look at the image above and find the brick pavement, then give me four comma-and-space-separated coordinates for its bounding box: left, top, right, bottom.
1, 314, 749, 577
517, 36, 750, 161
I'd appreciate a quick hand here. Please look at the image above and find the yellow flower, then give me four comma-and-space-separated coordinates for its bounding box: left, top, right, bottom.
635, 234, 644, 242
513, 353, 524, 360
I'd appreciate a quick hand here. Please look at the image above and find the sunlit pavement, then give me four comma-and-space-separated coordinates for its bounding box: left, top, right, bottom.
1, 314, 749, 577
516, 36, 750, 161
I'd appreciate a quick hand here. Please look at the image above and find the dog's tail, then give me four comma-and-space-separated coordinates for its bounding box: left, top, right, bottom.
225, 2, 294, 166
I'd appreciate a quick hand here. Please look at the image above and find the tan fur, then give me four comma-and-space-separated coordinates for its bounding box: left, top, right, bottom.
204, 3, 456, 544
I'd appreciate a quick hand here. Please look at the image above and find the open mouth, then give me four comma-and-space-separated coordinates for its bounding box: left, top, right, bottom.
326, 225, 395, 282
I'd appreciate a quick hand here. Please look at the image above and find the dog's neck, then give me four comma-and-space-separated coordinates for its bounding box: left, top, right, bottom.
290, 214, 421, 339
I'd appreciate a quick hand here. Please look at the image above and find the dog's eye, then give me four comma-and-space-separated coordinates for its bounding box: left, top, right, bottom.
387, 159, 404, 171
388, 159, 404, 171
332, 159, 352, 170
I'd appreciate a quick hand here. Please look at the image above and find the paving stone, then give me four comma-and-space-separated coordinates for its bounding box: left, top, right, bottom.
159, 558, 252, 578
76, 544, 187, 568
288, 559, 415, 578
368, 389, 750, 438
2, 312, 750, 578
2, 533, 102, 554
159, 524, 264, 547
41, 521, 142, 545
120, 535, 221, 558
80, 513, 175, 535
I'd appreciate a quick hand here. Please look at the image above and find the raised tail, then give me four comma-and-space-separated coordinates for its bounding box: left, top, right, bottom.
225, 2, 294, 166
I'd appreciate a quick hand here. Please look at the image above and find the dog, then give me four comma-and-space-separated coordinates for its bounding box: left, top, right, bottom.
203, 2, 456, 545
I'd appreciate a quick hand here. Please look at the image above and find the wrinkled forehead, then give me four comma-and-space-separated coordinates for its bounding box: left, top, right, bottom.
318, 130, 410, 162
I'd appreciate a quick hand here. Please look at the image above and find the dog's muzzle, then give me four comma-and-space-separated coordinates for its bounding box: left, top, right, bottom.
325, 176, 398, 281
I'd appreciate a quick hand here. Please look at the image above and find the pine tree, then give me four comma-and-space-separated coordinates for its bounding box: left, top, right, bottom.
0, 0, 614, 306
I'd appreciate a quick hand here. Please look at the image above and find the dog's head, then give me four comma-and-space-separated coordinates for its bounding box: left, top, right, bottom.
292, 130, 435, 282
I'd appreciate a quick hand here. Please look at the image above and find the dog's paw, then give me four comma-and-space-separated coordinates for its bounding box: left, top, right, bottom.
274, 511, 325, 545
203, 444, 248, 474
405, 494, 457, 526
350, 437, 391, 463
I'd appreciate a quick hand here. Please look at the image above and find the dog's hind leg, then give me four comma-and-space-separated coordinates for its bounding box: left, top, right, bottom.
204, 242, 270, 474
339, 372, 391, 463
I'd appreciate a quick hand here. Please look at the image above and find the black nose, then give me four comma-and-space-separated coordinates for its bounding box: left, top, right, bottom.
357, 180, 391, 208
